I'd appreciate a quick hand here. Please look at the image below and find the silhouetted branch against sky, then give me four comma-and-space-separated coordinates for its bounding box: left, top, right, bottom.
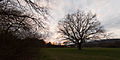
1, 0, 120, 43
59, 10, 104, 42
44, 0, 120, 43
58, 10, 106, 50
0, 0, 50, 39
0, 0, 49, 24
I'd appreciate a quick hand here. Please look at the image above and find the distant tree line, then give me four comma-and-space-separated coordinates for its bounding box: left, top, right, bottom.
83, 39, 120, 48
44, 42, 67, 48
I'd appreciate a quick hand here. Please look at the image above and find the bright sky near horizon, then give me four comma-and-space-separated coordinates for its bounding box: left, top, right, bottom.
39, 0, 120, 43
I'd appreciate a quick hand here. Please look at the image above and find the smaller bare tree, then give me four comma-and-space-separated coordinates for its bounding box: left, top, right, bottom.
59, 10, 104, 50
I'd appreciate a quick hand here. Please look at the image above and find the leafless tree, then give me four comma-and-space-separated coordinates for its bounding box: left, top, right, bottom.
59, 10, 104, 50
0, 0, 50, 38
0, 0, 49, 27
0, 1, 49, 59
0, 5, 31, 38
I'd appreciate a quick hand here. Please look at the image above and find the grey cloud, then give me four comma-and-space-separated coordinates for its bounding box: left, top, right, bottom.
49, 0, 120, 39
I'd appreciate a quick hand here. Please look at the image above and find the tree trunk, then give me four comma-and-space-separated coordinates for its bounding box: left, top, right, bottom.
78, 43, 82, 50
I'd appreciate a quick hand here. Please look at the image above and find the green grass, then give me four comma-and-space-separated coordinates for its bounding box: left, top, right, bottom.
38, 48, 120, 60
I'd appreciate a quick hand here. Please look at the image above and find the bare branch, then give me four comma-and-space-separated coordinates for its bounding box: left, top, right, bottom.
58, 10, 105, 50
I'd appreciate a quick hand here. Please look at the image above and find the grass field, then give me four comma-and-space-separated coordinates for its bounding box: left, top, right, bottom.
38, 48, 120, 60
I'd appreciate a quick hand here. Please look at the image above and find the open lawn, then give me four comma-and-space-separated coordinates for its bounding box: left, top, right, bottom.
38, 48, 120, 60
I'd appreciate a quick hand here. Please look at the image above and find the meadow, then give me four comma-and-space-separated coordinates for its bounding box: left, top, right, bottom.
38, 48, 120, 60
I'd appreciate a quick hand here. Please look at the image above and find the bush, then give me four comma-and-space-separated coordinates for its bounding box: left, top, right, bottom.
0, 32, 46, 60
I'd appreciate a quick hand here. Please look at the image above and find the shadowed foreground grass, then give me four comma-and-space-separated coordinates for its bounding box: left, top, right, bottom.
39, 48, 120, 60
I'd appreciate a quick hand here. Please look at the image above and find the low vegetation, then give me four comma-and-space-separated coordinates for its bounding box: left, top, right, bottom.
0, 32, 45, 60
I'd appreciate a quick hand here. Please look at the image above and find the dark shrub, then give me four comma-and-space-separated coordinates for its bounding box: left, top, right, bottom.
0, 32, 46, 60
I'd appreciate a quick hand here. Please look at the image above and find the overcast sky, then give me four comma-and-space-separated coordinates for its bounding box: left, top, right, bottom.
45, 0, 120, 42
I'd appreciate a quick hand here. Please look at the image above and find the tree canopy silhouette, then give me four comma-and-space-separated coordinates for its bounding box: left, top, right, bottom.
0, 0, 50, 38
59, 10, 104, 50
0, 0, 49, 60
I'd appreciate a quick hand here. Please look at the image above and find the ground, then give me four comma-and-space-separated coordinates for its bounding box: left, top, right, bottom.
38, 48, 120, 60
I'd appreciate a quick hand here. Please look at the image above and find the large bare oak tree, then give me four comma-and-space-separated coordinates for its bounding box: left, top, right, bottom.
59, 10, 104, 50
